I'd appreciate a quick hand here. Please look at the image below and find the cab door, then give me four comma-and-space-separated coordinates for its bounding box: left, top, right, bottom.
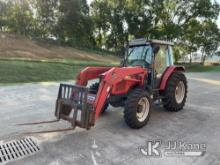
153, 44, 172, 88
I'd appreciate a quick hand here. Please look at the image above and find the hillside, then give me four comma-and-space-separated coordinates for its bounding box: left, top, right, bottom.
0, 32, 120, 63
0, 32, 120, 83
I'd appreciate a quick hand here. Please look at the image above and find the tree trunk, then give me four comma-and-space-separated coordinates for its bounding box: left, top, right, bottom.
189, 52, 192, 65
202, 55, 206, 66
201, 49, 206, 65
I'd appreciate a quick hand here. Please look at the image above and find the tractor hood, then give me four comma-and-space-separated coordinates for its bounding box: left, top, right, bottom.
100, 66, 147, 95
76, 66, 147, 87
76, 66, 112, 86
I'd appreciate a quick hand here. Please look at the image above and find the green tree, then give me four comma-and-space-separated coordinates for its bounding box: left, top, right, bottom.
55, 0, 94, 47
0, 1, 8, 32
149, 0, 220, 40
91, 0, 127, 54
91, 0, 112, 48
124, 0, 153, 39
6, 0, 34, 36
34, 0, 59, 38
182, 19, 202, 64
173, 43, 189, 63
0, 0, 219, 59
156, 0, 220, 63
198, 20, 220, 65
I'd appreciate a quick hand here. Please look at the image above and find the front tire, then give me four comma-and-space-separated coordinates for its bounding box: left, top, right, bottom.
162, 72, 187, 111
124, 88, 152, 129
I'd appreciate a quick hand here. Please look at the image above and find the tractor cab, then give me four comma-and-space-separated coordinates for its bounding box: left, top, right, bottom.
123, 39, 174, 88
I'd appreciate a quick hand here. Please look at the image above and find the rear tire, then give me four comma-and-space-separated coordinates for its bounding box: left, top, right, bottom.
124, 88, 152, 129
89, 82, 109, 113
162, 72, 187, 111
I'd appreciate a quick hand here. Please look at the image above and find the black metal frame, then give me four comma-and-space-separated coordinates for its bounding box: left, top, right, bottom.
55, 84, 95, 130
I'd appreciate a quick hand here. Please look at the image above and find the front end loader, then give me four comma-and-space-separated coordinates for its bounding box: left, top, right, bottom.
54, 39, 188, 131
55, 66, 147, 130
19, 39, 187, 133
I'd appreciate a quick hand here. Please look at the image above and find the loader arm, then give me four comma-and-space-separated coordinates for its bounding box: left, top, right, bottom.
76, 67, 112, 86
55, 66, 147, 130
93, 67, 147, 119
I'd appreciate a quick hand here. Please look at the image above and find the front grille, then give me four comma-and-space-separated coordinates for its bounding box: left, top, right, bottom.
0, 137, 40, 164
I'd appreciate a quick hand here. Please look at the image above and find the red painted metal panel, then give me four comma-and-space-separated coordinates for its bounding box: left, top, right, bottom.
159, 66, 185, 90
76, 67, 112, 86
94, 66, 147, 119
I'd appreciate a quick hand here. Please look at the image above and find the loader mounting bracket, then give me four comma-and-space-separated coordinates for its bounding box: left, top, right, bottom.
55, 84, 95, 130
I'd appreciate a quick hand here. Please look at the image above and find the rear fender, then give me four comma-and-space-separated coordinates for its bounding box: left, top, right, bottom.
159, 66, 185, 90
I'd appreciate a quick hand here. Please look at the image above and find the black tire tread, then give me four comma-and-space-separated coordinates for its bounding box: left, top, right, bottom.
162, 72, 188, 111
124, 88, 151, 129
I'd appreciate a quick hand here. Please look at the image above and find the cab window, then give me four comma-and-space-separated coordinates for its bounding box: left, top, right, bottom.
154, 45, 170, 76
127, 45, 152, 67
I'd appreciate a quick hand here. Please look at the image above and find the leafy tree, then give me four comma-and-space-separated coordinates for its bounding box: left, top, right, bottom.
124, 0, 153, 39
0, 0, 219, 60
182, 19, 202, 64
6, 0, 35, 36
197, 20, 220, 65
0, 1, 8, 31
34, 0, 59, 38
105, 0, 127, 54
91, 0, 127, 54
55, 0, 94, 47
91, 0, 112, 48
156, 0, 220, 63
149, 0, 220, 40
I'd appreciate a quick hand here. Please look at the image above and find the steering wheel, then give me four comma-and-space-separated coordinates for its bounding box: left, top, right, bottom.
129, 59, 150, 68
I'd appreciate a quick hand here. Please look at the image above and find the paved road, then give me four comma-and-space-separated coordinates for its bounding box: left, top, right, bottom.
0, 73, 220, 165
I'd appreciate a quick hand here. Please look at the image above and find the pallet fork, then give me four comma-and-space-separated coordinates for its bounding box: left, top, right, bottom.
55, 84, 95, 130
18, 84, 97, 134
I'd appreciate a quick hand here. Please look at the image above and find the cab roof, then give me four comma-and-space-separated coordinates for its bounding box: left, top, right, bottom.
129, 38, 174, 46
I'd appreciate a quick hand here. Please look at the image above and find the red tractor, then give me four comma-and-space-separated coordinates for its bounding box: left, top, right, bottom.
55, 39, 187, 130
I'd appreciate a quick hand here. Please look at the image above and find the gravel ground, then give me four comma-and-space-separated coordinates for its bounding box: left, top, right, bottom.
0, 73, 220, 165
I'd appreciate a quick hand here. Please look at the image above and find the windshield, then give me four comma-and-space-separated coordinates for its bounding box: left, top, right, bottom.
126, 45, 152, 67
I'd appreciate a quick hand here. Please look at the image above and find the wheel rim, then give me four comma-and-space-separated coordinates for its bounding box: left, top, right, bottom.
175, 81, 185, 104
136, 97, 150, 122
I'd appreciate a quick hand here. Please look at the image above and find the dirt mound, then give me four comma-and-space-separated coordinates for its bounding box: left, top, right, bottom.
0, 32, 119, 63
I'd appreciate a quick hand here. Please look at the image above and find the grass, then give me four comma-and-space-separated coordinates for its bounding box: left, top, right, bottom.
0, 59, 118, 84
183, 63, 220, 72
2, 59, 219, 84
